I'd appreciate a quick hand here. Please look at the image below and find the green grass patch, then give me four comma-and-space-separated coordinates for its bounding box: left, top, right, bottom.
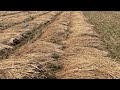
83, 11, 120, 60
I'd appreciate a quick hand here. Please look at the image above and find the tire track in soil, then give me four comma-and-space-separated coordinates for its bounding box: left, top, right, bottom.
56, 11, 120, 79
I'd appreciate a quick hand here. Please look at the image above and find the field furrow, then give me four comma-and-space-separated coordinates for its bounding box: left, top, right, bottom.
0, 11, 120, 79
0, 11, 61, 60
0, 11, 50, 30
0, 11, 22, 17
0, 11, 71, 79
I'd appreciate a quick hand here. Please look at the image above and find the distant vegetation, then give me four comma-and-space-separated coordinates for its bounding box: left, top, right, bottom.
84, 11, 120, 61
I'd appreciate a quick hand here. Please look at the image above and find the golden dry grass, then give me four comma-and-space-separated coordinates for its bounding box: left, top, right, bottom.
1, 11, 120, 79
0, 11, 64, 79
56, 11, 120, 79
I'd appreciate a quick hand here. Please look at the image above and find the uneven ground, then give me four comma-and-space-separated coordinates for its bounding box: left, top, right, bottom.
0, 11, 120, 79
